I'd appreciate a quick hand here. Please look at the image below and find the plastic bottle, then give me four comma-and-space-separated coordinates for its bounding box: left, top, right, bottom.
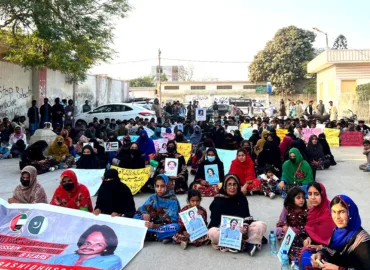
269, 230, 277, 254
281, 250, 290, 270
292, 260, 299, 270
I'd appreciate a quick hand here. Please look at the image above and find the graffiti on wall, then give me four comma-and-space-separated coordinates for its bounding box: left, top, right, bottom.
0, 86, 32, 119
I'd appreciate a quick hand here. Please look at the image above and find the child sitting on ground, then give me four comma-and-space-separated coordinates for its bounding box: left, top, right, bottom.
359, 140, 370, 171
259, 165, 279, 199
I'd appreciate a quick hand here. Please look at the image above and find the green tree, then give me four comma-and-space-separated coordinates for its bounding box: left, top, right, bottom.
0, 0, 130, 82
249, 26, 316, 94
129, 76, 155, 87
332, 34, 348, 49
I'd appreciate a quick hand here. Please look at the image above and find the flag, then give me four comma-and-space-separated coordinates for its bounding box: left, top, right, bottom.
10, 214, 28, 231
28, 216, 48, 235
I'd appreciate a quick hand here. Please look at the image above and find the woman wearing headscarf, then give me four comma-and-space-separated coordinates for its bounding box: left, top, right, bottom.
174, 130, 188, 143
134, 174, 180, 242
303, 193, 370, 269
208, 174, 267, 255
190, 148, 225, 197
248, 129, 260, 148
74, 135, 89, 154
229, 148, 262, 195
233, 130, 244, 146
76, 145, 101, 169
152, 98, 162, 119
279, 99, 286, 119
9, 126, 27, 158
8, 166, 48, 204
136, 130, 156, 161
189, 125, 202, 145
284, 139, 309, 162
93, 169, 136, 218
50, 170, 93, 212
318, 133, 337, 166
278, 148, 313, 198
89, 138, 107, 168
257, 141, 282, 178
269, 129, 281, 146
190, 148, 203, 175
60, 129, 73, 148
307, 134, 331, 171
279, 136, 293, 161
240, 140, 257, 162
48, 136, 74, 168
151, 127, 163, 140
20, 140, 54, 174
254, 130, 269, 156
152, 140, 188, 194
118, 142, 146, 169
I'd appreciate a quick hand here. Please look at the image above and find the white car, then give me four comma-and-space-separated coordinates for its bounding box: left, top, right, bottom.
75, 103, 156, 126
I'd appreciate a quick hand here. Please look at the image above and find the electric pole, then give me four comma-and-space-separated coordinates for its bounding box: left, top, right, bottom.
158, 48, 162, 103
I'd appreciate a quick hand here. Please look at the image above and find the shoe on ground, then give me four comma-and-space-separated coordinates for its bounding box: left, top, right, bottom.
245, 243, 257, 256
269, 192, 276, 199
250, 191, 254, 196
228, 248, 238, 253
180, 241, 188, 250
162, 238, 172, 244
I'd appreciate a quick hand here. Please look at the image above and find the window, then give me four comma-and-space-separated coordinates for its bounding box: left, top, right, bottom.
92, 105, 112, 113
243, 84, 266, 89
164, 86, 179, 90
110, 105, 133, 112
191, 85, 206, 90
217, 85, 232, 89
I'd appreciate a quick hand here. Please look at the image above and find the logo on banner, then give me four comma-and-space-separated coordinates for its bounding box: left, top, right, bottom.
9, 213, 28, 232
28, 216, 48, 235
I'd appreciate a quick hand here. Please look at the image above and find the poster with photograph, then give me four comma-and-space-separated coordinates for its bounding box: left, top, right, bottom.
154, 138, 168, 153
104, 142, 119, 152
179, 206, 208, 242
204, 164, 220, 185
177, 124, 184, 132
196, 109, 206, 121
226, 126, 238, 134
164, 158, 178, 177
219, 215, 243, 250
277, 227, 296, 262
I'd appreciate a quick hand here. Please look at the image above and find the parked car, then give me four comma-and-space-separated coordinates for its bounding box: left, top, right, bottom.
75, 103, 156, 126
206, 104, 231, 117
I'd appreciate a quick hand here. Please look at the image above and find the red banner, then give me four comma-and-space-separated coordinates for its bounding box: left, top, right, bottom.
0, 259, 97, 270
340, 131, 363, 146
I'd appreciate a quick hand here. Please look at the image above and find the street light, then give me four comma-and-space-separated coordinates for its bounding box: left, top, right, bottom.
313, 27, 329, 49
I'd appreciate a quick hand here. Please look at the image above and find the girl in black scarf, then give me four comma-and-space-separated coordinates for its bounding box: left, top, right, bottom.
118, 142, 146, 169
307, 135, 331, 170
76, 145, 100, 169
248, 130, 260, 148
257, 141, 282, 178
318, 133, 337, 166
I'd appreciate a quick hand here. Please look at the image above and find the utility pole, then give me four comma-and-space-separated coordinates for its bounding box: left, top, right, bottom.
158, 48, 162, 103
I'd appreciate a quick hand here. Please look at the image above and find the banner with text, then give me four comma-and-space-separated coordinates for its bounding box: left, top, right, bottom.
111, 166, 151, 195
177, 143, 192, 163
340, 132, 364, 146
303, 128, 323, 143
324, 128, 340, 147
0, 199, 146, 270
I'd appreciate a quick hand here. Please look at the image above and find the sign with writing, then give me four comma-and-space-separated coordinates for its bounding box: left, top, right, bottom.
324, 128, 340, 147
69, 169, 105, 196
104, 142, 119, 152
0, 198, 147, 270
216, 149, 237, 174
111, 166, 151, 195
196, 109, 206, 121
177, 143, 192, 163
179, 207, 208, 242
340, 131, 364, 146
219, 215, 243, 250
276, 129, 288, 141
242, 128, 253, 139
278, 227, 296, 262
303, 128, 323, 143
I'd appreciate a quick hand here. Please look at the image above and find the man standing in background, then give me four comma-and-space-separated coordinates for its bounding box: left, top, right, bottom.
213, 101, 219, 120
316, 100, 326, 116
329, 101, 338, 121
82, 100, 91, 113
52, 98, 65, 129
27, 100, 39, 136
64, 99, 74, 127
40, 98, 52, 128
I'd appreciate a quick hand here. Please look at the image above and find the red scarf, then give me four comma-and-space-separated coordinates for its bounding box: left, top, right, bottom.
229, 153, 256, 185
305, 183, 336, 245
50, 170, 93, 212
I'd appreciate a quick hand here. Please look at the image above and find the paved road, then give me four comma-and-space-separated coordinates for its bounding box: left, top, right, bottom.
0, 147, 368, 270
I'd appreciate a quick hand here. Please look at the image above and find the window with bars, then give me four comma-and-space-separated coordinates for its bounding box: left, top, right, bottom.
191, 86, 206, 90
164, 86, 179, 90
216, 85, 232, 89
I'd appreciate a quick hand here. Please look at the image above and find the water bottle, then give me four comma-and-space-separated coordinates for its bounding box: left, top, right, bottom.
269, 230, 277, 254
59, 161, 64, 169
292, 260, 299, 270
281, 250, 290, 270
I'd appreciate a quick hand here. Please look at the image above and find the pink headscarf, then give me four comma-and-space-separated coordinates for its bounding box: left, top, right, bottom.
279, 136, 293, 161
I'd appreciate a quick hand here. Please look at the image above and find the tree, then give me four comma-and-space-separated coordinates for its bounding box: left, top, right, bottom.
332, 34, 348, 49
178, 65, 194, 81
249, 26, 316, 94
129, 76, 155, 87
0, 0, 130, 82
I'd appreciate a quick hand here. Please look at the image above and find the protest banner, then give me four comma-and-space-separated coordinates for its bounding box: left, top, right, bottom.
303, 128, 323, 143
196, 109, 206, 121
154, 138, 169, 152
179, 206, 208, 242
162, 132, 175, 140
324, 128, 340, 147
239, 123, 252, 132
0, 199, 147, 270
177, 143, 192, 163
204, 164, 220, 185
111, 166, 151, 195
104, 142, 119, 152
340, 131, 364, 146
316, 124, 325, 131
276, 129, 288, 141
69, 169, 105, 196
242, 128, 253, 139
164, 158, 179, 177
278, 227, 296, 262
226, 126, 238, 134
219, 215, 243, 250
216, 149, 237, 174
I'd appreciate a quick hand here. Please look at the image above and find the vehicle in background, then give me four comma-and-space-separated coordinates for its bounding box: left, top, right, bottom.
229, 98, 265, 115
206, 104, 231, 118
75, 103, 156, 127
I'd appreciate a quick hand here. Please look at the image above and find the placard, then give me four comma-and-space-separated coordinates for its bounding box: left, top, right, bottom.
196, 109, 206, 121
179, 206, 208, 242
204, 164, 220, 185
219, 215, 243, 250
226, 126, 238, 134
340, 131, 363, 146
276, 129, 288, 141
111, 166, 151, 195
164, 158, 179, 177
177, 143, 192, 163
154, 138, 168, 153
216, 149, 237, 174
83, 142, 94, 148
242, 128, 253, 139
177, 124, 184, 132
104, 142, 119, 152
324, 128, 340, 147
303, 128, 323, 143
69, 169, 105, 196
277, 227, 296, 262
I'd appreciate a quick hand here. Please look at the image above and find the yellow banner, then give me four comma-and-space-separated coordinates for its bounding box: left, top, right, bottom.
177, 143, 192, 163
324, 128, 340, 147
276, 129, 288, 141
111, 166, 151, 195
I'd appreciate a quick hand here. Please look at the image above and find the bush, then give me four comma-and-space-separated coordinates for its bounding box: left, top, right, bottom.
356, 83, 370, 101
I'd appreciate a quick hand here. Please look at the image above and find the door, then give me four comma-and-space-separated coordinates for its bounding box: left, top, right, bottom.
89, 105, 114, 122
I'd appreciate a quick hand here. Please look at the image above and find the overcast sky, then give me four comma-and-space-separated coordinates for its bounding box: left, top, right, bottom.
89, 0, 370, 81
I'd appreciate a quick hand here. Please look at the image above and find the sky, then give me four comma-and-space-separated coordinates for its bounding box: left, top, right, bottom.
89, 0, 370, 81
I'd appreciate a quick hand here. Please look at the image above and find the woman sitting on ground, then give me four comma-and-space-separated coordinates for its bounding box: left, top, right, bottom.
48, 136, 74, 169
307, 135, 331, 170
208, 174, 267, 255
190, 148, 225, 197
257, 141, 282, 178
318, 133, 337, 166
8, 166, 48, 204
20, 140, 54, 174
50, 170, 93, 212
118, 142, 146, 169
303, 194, 370, 269
9, 126, 27, 158
93, 169, 136, 218
76, 145, 101, 169
134, 174, 180, 242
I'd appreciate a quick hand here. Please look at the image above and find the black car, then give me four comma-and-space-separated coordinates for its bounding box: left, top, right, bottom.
206, 104, 230, 118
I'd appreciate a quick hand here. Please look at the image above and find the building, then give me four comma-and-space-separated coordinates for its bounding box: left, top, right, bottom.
308, 49, 370, 118
151, 66, 180, 81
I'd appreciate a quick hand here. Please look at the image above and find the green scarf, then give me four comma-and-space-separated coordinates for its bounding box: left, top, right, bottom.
281, 148, 313, 185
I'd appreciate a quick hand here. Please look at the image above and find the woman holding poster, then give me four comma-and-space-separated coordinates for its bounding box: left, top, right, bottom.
208, 174, 267, 255
190, 148, 225, 197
